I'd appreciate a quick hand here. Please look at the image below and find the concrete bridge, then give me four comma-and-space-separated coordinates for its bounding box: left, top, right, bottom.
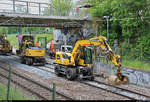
0, 0, 92, 28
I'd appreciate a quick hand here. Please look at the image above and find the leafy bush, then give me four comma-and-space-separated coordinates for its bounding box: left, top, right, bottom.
87, 0, 150, 61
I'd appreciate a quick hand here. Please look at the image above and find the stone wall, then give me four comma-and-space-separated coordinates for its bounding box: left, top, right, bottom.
93, 62, 150, 88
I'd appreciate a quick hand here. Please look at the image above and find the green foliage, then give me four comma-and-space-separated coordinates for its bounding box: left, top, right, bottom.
122, 59, 150, 71
0, 83, 31, 100
7, 34, 53, 48
0, 27, 6, 34
87, 0, 150, 60
0, 27, 50, 34
50, 0, 73, 16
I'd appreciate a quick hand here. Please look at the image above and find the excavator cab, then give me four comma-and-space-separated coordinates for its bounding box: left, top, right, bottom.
80, 46, 92, 64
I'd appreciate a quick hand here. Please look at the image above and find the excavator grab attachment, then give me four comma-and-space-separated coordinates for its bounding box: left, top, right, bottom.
108, 75, 129, 85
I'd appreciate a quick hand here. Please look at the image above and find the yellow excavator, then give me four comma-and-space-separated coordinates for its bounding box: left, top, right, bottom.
17, 35, 46, 66
55, 36, 128, 84
0, 35, 12, 55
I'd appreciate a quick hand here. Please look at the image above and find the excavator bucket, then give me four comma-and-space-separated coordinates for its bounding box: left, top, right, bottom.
108, 75, 129, 85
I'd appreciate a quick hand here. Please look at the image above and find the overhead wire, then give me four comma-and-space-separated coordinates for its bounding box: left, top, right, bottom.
94, 16, 150, 22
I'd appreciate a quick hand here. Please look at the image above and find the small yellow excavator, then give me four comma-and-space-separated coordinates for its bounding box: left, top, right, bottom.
0, 35, 12, 55
54, 36, 128, 84
17, 35, 46, 66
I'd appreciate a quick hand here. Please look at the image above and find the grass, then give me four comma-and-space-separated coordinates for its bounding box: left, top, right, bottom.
94, 57, 150, 71
7, 34, 18, 48
7, 33, 53, 49
0, 83, 33, 100
121, 59, 150, 71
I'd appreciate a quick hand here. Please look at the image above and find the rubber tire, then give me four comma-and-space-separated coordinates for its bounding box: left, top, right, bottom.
55, 65, 62, 76
41, 58, 45, 66
25, 57, 29, 65
41, 61, 45, 66
41, 62, 45, 66
26, 57, 33, 65
66, 68, 76, 80
89, 75, 95, 81
89, 68, 95, 81
28, 58, 33, 66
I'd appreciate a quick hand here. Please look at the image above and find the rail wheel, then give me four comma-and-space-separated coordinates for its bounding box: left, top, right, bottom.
28, 57, 33, 66
89, 75, 95, 81
66, 68, 76, 80
42, 58, 46, 66
55, 65, 62, 76
26, 57, 33, 65
21, 57, 25, 64
25, 57, 29, 65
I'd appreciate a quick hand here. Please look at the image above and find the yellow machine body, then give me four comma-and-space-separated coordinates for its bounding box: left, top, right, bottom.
18, 35, 46, 65
24, 48, 45, 57
0, 35, 12, 54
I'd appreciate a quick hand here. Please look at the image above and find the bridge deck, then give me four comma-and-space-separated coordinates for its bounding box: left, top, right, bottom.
0, 13, 91, 27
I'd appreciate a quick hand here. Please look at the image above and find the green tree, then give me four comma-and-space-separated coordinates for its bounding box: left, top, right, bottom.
0, 27, 6, 34
49, 0, 73, 16
87, 0, 150, 60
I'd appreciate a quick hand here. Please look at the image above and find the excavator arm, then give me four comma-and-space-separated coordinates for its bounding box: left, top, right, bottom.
89, 36, 121, 68
89, 36, 128, 84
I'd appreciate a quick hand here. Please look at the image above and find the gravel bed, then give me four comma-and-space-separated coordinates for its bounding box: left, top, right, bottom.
42, 78, 130, 100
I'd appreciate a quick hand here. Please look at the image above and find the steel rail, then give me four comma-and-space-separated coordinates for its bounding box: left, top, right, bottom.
0, 64, 74, 100
0, 72, 48, 100
94, 80, 150, 100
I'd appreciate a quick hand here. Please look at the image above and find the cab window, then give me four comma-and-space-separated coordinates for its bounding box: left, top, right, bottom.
57, 55, 60, 59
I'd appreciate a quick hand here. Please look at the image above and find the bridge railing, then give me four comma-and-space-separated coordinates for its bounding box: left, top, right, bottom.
0, 0, 52, 16
0, 0, 91, 19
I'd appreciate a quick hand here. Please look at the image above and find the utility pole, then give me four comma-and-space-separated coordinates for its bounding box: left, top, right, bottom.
103, 16, 109, 41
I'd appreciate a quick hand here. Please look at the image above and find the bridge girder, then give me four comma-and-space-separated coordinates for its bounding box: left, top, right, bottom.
0, 13, 92, 28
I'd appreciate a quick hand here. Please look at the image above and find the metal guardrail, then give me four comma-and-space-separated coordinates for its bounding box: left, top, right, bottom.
0, 0, 52, 16
0, 0, 83, 18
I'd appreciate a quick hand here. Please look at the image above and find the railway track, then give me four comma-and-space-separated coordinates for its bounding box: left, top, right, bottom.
0, 64, 74, 100
38, 64, 150, 100
1, 55, 150, 100
96, 80, 150, 100
82, 80, 150, 100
